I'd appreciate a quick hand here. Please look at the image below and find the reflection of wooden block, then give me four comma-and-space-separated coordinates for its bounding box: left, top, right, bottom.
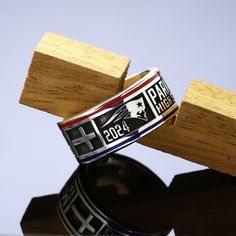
169, 169, 236, 236
139, 80, 236, 176
109, 169, 236, 236
19, 32, 130, 118
20, 170, 236, 235
21, 194, 68, 235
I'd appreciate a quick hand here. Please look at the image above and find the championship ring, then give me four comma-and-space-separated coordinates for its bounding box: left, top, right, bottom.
58, 68, 178, 163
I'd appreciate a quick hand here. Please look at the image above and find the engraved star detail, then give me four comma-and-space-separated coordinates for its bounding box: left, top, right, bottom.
137, 101, 143, 107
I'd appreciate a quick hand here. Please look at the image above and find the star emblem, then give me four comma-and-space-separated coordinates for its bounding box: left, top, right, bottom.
137, 101, 143, 107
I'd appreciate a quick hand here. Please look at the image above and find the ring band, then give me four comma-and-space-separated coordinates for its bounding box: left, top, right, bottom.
58, 68, 178, 163
57, 154, 170, 235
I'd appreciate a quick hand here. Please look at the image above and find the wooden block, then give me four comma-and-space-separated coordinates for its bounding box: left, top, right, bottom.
139, 80, 236, 176
21, 194, 69, 235
19, 33, 236, 175
19, 32, 130, 118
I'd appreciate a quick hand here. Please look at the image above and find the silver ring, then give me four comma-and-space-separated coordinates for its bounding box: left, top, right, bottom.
58, 68, 178, 163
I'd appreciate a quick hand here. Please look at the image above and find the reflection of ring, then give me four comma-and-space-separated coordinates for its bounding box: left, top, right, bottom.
58, 154, 170, 235
58, 68, 178, 163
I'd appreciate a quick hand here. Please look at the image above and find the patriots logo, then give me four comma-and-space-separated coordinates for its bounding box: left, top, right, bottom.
102, 97, 147, 127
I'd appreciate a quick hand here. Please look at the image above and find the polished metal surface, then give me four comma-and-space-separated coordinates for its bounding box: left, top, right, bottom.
58, 68, 178, 163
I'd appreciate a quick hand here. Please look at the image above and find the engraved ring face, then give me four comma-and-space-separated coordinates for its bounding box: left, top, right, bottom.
58, 68, 178, 163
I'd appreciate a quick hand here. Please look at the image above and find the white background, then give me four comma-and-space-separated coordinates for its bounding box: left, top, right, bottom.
1, 1, 236, 235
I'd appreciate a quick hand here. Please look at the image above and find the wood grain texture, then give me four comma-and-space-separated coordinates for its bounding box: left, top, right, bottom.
139, 80, 236, 176
19, 32, 130, 118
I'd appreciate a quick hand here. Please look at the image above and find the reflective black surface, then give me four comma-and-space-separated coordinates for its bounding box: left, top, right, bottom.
79, 154, 171, 235
21, 158, 236, 236
167, 169, 236, 236
80, 155, 236, 236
